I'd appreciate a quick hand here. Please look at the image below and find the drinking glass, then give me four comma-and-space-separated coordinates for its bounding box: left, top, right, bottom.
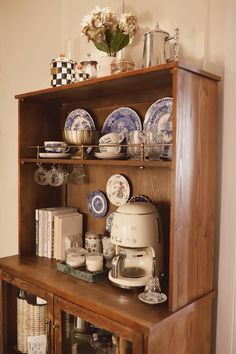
146, 131, 164, 160
127, 131, 146, 160
34, 164, 49, 186
47, 165, 65, 187
69, 165, 87, 184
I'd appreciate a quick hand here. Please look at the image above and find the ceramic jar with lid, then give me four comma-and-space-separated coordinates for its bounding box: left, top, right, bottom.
65, 245, 87, 268
85, 231, 103, 253
50, 52, 75, 87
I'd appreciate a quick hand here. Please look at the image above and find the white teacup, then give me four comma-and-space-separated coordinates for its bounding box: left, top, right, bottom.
99, 133, 125, 153
44, 141, 69, 153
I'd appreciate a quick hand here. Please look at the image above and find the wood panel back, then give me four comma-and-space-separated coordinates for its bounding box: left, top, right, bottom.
19, 164, 63, 255
67, 165, 171, 282
169, 68, 218, 310
19, 101, 62, 158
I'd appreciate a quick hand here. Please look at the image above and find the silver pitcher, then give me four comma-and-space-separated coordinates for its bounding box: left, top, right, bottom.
142, 22, 179, 67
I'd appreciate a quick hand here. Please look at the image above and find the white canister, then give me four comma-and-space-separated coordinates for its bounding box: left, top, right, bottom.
85, 232, 103, 253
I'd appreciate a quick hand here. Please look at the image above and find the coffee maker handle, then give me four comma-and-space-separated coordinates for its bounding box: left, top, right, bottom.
111, 253, 126, 279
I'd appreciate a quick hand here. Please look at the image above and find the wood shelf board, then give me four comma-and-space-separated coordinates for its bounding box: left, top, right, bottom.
15, 62, 220, 103
20, 158, 172, 168
0, 255, 171, 333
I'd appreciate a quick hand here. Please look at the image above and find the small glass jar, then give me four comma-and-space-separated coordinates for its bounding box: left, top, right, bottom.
65, 246, 87, 268
111, 60, 135, 75
80, 60, 98, 79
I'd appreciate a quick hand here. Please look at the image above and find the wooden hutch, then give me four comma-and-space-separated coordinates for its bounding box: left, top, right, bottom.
0, 62, 220, 353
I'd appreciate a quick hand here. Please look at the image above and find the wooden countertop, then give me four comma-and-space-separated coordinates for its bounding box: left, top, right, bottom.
0, 255, 171, 333
0, 255, 214, 335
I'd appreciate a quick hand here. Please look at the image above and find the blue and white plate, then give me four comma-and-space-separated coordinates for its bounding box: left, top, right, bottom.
88, 190, 108, 218
105, 212, 115, 233
144, 97, 173, 137
101, 107, 142, 136
144, 97, 173, 159
65, 109, 95, 130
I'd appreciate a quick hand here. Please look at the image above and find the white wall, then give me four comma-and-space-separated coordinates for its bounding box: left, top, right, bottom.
0, 0, 235, 352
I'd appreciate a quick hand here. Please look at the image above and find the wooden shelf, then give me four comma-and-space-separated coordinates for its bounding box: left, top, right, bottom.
20, 157, 172, 169
15, 62, 220, 104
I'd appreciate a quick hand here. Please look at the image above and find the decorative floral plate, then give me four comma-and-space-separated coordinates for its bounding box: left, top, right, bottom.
138, 292, 167, 305
144, 97, 173, 158
106, 174, 130, 206
64, 109, 95, 130
101, 107, 142, 136
105, 212, 115, 233
88, 190, 108, 218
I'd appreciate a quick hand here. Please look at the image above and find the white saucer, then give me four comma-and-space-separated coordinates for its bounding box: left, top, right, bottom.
39, 152, 73, 159
95, 152, 125, 159
138, 292, 167, 305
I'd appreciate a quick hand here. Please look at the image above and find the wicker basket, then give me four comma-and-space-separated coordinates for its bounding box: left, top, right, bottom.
17, 297, 47, 353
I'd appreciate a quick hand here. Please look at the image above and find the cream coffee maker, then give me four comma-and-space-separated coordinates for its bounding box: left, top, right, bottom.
109, 202, 163, 289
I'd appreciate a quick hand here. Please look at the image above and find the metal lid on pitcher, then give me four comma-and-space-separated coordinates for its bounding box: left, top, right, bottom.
145, 22, 170, 36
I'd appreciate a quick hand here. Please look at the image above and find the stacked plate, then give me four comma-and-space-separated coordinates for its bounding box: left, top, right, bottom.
94, 152, 126, 160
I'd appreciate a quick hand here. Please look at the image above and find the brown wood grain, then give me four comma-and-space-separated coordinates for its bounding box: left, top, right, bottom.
147, 294, 213, 354
0, 256, 170, 334
15, 62, 219, 102
0, 275, 7, 354
54, 295, 143, 354
169, 68, 218, 311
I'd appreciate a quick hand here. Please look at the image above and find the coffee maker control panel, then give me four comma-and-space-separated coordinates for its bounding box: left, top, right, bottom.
111, 234, 137, 245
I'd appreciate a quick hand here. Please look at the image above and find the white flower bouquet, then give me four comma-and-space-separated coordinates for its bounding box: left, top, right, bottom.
81, 6, 137, 57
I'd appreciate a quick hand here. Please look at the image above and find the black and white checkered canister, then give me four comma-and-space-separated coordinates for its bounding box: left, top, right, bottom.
50, 57, 75, 87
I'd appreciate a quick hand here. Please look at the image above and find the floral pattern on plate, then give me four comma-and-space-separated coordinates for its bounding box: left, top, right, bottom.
65, 109, 95, 130
101, 107, 142, 136
144, 97, 173, 159
88, 190, 108, 218
106, 174, 130, 206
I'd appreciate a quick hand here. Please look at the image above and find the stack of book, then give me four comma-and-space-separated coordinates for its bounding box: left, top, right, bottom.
35, 207, 83, 260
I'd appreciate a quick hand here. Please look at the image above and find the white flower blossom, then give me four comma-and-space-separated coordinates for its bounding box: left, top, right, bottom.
81, 7, 137, 54
119, 13, 137, 38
